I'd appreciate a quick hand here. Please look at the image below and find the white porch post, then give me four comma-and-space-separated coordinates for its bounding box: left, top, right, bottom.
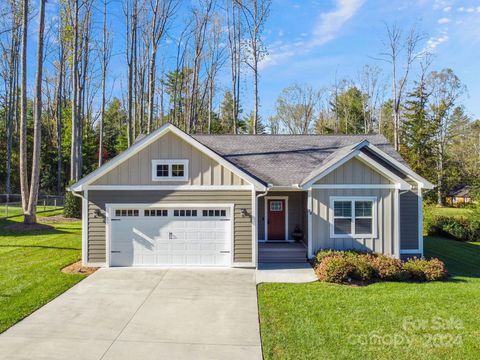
307, 188, 313, 258
394, 187, 401, 259
251, 189, 258, 268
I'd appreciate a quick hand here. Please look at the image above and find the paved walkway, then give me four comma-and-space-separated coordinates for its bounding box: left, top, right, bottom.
0, 268, 262, 360
256, 262, 317, 284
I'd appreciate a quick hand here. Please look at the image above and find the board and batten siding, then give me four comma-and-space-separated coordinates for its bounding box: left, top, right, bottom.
87, 190, 252, 264
311, 188, 395, 255
92, 132, 246, 186
312, 157, 396, 254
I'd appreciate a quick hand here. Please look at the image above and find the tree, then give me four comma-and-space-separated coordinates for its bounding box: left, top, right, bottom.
19, 0, 28, 214
331, 86, 366, 134
379, 24, 424, 150
98, 0, 112, 166
235, 0, 270, 134
146, 0, 176, 134
401, 67, 437, 183
428, 69, 465, 205
274, 84, 320, 134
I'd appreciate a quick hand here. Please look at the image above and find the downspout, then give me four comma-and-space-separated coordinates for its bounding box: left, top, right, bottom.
255, 185, 271, 267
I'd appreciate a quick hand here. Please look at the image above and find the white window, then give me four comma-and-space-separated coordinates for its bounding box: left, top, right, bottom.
151, 160, 189, 181
329, 197, 377, 238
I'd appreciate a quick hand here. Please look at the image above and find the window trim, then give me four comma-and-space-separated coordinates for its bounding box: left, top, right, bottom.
329, 196, 378, 239
151, 159, 189, 181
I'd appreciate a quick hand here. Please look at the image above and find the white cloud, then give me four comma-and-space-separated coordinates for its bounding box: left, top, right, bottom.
438, 17, 451, 24
426, 34, 449, 51
259, 0, 364, 70
466, 7, 475, 12
443, 6, 451, 12
310, 0, 364, 46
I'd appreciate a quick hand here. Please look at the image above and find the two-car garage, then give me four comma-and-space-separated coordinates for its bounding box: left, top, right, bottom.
107, 205, 233, 267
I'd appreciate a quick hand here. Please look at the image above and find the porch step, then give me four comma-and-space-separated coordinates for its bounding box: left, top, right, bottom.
258, 242, 308, 263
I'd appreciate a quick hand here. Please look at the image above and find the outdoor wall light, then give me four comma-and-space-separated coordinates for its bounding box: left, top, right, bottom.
240, 208, 248, 217
94, 209, 102, 218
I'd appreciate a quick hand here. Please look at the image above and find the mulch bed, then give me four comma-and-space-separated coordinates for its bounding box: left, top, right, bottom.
38, 215, 80, 223
4, 223, 54, 231
61, 261, 98, 276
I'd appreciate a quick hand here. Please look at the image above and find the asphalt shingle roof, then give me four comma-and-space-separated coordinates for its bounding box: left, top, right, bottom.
193, 134, 403, 186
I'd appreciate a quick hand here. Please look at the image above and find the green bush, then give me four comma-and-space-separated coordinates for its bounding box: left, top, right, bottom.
370, 255, 408, 281
428, 215, 480, 242
314, 255, 355, 283
314, 250, 447, 284
64, 187, 81, 219
403, 258, 448, 281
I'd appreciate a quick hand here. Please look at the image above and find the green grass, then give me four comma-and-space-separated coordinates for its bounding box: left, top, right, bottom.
0, 204, 61, 219
258, 237, 480, 360
0, 210, 84, 333
427, 206, 472, 218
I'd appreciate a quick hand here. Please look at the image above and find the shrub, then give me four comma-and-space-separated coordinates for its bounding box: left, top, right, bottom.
315, 255, 355, 283
348, 253, 376, 281
431, 215, 480, 242
403, 258, 448, 281
64, 184, 82, 219
314, 249, 338, 265
370, 255, 408, 281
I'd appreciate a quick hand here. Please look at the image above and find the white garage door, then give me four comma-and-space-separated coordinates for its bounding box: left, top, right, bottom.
109, 207, 231, 267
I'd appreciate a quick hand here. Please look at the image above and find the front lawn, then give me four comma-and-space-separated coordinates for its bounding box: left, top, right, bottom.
0, 210, 84, 333
258, 237, 480, 359
426, 206, 472, 218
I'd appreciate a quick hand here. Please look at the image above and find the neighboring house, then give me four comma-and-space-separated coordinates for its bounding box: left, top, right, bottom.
446, 185, 472, 206
69, 123, 434, 268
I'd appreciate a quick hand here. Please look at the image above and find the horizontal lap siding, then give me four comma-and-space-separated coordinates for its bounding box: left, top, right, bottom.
312, 188, 394, 255
92, 132, 246, 186
87, 190, 252, 264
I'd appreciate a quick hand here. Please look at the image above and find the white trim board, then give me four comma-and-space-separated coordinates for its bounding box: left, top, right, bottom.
264, 196, 289, 241
85, 185, 253, 191
312, 184, 398, 189
69, 123, 266, 192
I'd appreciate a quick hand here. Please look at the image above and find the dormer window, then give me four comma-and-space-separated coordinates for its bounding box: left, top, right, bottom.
152, 160, 188, 181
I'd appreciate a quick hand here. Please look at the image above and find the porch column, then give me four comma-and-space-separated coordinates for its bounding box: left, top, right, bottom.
307, 188, 313, 258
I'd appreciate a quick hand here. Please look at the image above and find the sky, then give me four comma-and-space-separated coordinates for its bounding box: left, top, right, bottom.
33, 0, 480, 121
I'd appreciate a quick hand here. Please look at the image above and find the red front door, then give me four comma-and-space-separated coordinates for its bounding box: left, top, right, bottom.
267, 199, 286, 240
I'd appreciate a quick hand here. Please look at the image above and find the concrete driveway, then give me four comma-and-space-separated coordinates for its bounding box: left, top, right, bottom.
0, 268, 262, 360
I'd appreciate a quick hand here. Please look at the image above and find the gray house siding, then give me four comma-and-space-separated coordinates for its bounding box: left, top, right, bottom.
92, 131, 247, 186
258, 191, 307, 241
311, 157, 399, 255
400, 188, 420, 250
316, 157, 392, 185
311, 188, 395, 255
87, 190, 252, 264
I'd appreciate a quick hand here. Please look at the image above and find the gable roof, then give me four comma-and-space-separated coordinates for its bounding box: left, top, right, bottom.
69, 123, 267, 191
70, 123, 433, 192
448, 185, 471, 197
193, 133, 434, 188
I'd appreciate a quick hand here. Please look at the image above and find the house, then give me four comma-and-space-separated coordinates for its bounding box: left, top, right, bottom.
69, 123, 434, 268
446, 185, 472, 206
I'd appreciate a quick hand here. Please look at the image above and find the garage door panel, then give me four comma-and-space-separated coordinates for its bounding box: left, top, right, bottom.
110, 208, 231, 266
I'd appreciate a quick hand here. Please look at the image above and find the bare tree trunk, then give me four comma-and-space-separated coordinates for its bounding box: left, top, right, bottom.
99, 0, 108, 166
19, 0, 29, 213
70, 0, 79, 181
24, 0, 46, 224
56, 39, 64, 194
